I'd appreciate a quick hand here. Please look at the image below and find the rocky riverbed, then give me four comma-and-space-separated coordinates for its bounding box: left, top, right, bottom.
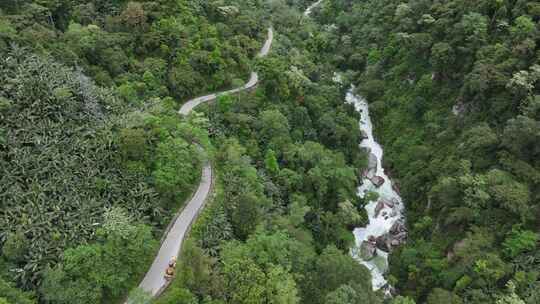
346, 87, 407, 292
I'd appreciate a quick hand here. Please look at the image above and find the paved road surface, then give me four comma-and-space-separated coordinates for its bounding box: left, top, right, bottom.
135, 27, 274, 298
179, 28, 273, 115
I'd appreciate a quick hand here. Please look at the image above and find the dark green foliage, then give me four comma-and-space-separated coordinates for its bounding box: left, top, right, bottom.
154, 2, 382, 303
0, 278, 35, 304
40, 210, 157, 303
305, 246, 380, 304
153, 137, 201, 206
315, 0, 540, 302
2, 0, 385, 303
0, 48, 159, 290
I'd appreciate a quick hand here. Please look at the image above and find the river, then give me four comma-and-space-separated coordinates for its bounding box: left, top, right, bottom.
347, 88, 406, 292
308, 0, 406, 294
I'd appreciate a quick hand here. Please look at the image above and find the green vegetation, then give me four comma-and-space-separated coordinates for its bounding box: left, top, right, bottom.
1, 0, 385, 303
310, 0, 540, 303
9, 0, 538, 302
0, 0, 264, 302
151, 2, 384, 304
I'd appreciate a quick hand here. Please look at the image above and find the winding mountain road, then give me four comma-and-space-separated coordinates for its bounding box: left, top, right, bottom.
179, 28, 273, 115
135, 27, 274, 298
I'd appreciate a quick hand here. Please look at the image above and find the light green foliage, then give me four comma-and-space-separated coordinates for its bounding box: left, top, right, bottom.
41, 223, 156, 303
454, 275, 472, 292
325, 284, 360, 304
503, 227, 538, 258
219, 232, 302, 304
175, 240, 215, 299
222, 257, 266, 304
510, 16, 536, 41
458, 161, 491, 214
264, 266, 300, 304
496, 281, 526, 304
265, 149, 280, 175
319, 0, 540, 302
337, 200, 363, 227
288, 195, 311, 227
427, 288, 463, 304
473, 253, 508, 285
128, 288, 152, 304
258, 109, 291, 153
392, 296, 416, 304
0, 278, 35, 304
102, 207, 136, 239
2, 231, 28, 263
486, 169, 531, 220
304, 246, 380, 304
154, 287, 198, 304
153, 137, 201, 205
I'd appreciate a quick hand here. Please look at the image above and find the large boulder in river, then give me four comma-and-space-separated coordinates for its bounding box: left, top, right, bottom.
376, 231, 407, 253
360, 130, 368, 140
374, 198, 397, 218
381, 197, 394, 208
370, 176, 385, 187
376, 235, 392, 252
374, 200, 385, 217
389, 221, 407, 235
393, 232, 407, 242
360, 239, 377, 260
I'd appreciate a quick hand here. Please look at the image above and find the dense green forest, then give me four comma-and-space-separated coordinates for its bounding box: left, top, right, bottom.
308, 0, 540, 303
1, 0, 264, 303
150, 1, 384, 304
7, 0, 538, 303
0, 0, 384, 304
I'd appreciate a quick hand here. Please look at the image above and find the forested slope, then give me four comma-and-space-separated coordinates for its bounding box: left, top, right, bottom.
310, 0, 540, 303
0, 1, 270, 303
149, 2, 387, 304
1, 0, 388, 303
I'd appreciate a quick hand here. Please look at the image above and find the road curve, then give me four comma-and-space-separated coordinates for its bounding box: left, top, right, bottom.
136, 27, 274, 298
179, 28, 273, 115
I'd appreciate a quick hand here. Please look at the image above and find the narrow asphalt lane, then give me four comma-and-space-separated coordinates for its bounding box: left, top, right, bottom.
136, 27, 274, 298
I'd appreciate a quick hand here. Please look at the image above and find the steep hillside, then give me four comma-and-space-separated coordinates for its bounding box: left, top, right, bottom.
0, 0, 265, 302
1, 1, 385, 304
312, 0, 540, 303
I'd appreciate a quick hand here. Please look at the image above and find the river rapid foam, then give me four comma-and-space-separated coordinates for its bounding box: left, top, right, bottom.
346, 87, 406, 292
307, 0, 407, 293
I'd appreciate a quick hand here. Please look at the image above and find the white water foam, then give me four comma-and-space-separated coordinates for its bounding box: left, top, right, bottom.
345, 87, 405, 291
304, 0, 323, 16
